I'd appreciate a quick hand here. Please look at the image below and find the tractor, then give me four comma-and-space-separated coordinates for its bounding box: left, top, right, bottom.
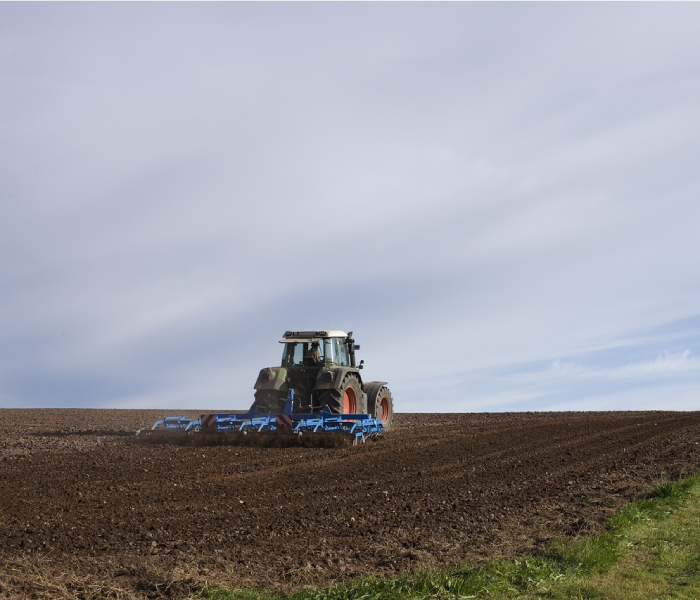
253, 330, 394, 429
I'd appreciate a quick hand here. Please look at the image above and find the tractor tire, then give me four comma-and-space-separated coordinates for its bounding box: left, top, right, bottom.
367, 385, 394, 430
322, 374, 365, 415
254, 390, 286, 414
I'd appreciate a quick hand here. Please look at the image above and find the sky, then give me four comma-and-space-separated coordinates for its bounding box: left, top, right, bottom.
1, 3, 699, 413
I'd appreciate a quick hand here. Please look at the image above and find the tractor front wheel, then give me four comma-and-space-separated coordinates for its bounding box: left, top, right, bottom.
368, 385, 394, 430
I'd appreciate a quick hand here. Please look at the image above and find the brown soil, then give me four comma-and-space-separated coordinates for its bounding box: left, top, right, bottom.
1, 409, 700, 599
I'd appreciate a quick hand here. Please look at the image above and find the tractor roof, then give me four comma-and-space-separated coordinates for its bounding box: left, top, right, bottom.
281, 330, 348, 343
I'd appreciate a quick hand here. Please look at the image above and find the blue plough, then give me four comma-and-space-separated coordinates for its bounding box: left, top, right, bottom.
137, 390, 385, 445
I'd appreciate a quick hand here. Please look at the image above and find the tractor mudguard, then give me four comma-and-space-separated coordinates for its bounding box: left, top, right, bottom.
313, 367, 363, 392
254, 366, 288, 392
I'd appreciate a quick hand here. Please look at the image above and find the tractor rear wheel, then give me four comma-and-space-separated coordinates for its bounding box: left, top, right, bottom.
324, 374, 365, 414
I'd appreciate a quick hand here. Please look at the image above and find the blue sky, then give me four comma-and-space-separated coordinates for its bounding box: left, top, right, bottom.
1, 3, 699, 412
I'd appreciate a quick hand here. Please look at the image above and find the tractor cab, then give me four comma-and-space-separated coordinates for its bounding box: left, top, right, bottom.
280, 331, 355, 369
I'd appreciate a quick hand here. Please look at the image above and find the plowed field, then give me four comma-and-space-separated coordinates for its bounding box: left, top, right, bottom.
1, 409, 700, 599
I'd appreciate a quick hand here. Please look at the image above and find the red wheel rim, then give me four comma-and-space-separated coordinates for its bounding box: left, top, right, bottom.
379, 396, 389, 422
343, 387, 357, 414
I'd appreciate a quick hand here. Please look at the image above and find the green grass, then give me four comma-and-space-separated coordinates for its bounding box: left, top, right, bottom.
199, 473, 700, 600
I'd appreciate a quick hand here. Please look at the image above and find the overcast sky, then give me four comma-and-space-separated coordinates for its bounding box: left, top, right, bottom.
2, 3, 699, 413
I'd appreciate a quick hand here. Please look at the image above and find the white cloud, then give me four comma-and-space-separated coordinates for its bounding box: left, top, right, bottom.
614, 350, 697, 377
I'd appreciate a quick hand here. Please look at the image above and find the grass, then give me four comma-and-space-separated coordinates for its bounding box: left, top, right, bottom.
200, 473, 700, 600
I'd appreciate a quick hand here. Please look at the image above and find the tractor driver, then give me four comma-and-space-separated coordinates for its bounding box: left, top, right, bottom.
306, 341, 322, 364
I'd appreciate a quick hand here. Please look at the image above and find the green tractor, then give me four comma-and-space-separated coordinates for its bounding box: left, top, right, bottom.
253, 330, 394, 430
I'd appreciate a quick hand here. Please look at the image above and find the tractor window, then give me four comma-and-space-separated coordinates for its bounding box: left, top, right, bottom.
282, 342, 305, 366
282, 341, 327, 366
323, 339, 336, 365
337, 339, 350, 366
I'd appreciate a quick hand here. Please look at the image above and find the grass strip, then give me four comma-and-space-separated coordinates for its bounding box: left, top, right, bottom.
201, 473, 700, 600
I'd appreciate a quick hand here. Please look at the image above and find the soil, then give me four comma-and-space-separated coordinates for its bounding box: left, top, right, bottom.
1, 409, 700, 599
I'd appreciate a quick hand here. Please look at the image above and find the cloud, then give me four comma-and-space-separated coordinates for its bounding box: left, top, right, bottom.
397, 327, 700, 413
613, 350, 697, 377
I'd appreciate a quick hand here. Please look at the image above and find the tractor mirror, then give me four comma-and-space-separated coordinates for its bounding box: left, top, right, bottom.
354, 344, 361, 350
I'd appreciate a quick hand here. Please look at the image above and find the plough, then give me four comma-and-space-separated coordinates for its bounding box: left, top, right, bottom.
137, 390, 385, 445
